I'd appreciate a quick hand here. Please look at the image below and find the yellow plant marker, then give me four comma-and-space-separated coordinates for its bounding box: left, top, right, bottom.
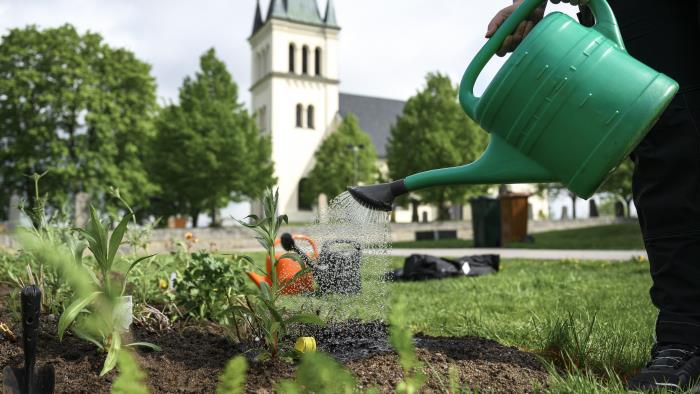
294, 337, 316, 353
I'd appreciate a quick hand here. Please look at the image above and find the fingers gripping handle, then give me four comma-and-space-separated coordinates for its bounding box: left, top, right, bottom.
459, 0, 624, 120
459, 0, 546, 119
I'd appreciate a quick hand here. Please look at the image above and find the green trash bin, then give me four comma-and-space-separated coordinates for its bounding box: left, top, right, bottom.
470, 197, 501, 247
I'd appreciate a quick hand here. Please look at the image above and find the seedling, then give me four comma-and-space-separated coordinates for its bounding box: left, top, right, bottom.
233, 188, 324, 360
57, 207, 160, 375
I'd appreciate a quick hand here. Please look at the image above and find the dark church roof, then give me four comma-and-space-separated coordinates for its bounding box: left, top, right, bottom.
339, 93, 405, 159
252, 0, 339, 36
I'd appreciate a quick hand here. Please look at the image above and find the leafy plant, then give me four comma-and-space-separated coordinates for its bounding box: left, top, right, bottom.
275, 352, 362, 394
9, 172, 84, 315
390, 297, 425, 394
111, 349, 150, 394
55, 207, 160, 375
233, 188, 324, 360
217, 356, 248, 394
174, 252, 249, 325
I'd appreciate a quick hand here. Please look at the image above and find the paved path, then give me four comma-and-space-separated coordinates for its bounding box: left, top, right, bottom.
389, 248, 647, 261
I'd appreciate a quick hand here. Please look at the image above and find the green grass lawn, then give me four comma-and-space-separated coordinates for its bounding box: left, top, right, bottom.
248, 252, 655, 391
392, 223, 645, 250
389, 257, 655, 391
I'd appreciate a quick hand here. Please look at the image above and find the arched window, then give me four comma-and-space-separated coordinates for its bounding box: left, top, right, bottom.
296, 104, 304, 128
298, 178, 313, 211
302, 45, 309, 75
307, 105, 315, 129
314, 47, 322, 76
288, 43, 296, 73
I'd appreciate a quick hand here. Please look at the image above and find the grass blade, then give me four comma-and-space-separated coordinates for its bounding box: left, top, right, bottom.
124, 342, 162, 351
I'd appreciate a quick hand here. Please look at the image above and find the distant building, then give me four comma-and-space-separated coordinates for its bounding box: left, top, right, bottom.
248, 0, 550, 223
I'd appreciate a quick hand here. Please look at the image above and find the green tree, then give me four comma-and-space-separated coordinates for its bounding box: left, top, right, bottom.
303, 114, 377, 205
0, 24, 158, 219
387, 73, 488, 220
149, 48, 274, 227
599, 159, 634, 217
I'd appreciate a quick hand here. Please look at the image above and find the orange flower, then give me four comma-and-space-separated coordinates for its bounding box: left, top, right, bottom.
184, 232, 194, 241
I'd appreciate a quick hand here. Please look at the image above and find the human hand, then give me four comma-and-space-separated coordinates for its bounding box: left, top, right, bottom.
486, 0, 590, 57
551, 0, 589, 5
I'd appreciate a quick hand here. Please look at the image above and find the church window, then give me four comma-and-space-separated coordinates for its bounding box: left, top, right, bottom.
307, 105, 315, 129
315, 47, 322, 76
298, 178, 313, 211
302, 45, 309, 75
296, 104, 304, 128
289, 43, 296, 73
258, 106, 267, 133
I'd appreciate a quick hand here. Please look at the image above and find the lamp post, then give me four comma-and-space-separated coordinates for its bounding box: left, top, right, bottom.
346, 143, 365, 185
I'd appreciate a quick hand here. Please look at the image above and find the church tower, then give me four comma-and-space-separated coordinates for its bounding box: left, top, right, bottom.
249, 0, 340, 221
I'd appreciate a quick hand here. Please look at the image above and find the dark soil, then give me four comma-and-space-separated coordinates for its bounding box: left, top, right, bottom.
0, 304, 548, 393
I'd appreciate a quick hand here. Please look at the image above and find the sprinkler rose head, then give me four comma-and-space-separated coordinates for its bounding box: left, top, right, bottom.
347, 179, 408, 211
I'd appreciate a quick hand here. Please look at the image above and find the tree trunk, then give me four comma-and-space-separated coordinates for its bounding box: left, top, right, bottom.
411, 199, 419, 223
438, 201, 451, 221
210, 207, 219, 227
570, 192, 577, 219
588, 199, 599, 218
191, 211, 200, 228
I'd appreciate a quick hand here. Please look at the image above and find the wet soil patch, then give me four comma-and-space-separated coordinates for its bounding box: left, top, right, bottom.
0, 306, 547, 393
292, 320, 392, 363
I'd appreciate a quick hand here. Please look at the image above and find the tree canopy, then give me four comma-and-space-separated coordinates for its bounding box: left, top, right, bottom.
0, 24, 158, 218
148, 48, 274, 227
387, 73, 488, 219
303, 114, 377, 205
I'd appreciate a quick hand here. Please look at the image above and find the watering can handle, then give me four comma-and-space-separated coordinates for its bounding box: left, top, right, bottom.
275, 235, 319, 258
459, 0, 625, 120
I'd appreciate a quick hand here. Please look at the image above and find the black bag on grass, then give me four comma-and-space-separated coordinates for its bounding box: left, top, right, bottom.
386, 254, 499, 281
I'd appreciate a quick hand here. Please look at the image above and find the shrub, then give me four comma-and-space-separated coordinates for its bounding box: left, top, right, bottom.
174, 252, 249, 325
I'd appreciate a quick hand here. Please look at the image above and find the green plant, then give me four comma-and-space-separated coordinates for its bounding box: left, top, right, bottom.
276, 352, 363, 394
389, 297, 425, 394
55, 207, 159, 375
5, 173, 86, 316
174, 252, 249, 325
233, 188, 323, 360
217, 356, 248, 394
111, 349, 150, 394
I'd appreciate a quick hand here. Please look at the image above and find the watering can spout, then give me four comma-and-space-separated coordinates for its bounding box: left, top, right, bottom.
403, 134, 555, 191
347, 135, 555, 211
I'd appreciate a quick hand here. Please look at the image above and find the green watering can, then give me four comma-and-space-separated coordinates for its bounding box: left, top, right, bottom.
348, 0, 678, 211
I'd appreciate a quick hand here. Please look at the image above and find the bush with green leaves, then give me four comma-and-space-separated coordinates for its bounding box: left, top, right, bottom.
174, 252, 249, 325
233, 188, 324, 360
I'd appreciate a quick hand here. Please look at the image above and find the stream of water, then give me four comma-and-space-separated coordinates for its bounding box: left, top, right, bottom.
287, 191, 393, 324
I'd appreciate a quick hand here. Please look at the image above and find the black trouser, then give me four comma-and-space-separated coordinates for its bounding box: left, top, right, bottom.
632, 91, 700, 347
608, 0, 700, 346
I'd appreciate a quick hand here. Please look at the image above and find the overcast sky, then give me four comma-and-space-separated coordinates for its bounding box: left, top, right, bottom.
0, 0, 578, 106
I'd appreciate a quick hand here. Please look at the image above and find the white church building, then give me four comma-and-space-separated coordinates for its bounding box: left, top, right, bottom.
247, 0, 553, 223
249, 0, 410, 222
